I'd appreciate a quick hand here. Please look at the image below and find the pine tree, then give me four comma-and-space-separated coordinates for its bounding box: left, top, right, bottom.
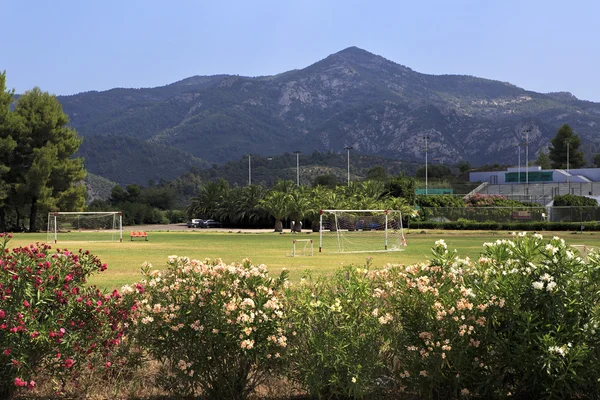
10, 87, 86, 231
0, 72, 18, 230
548, 124, 585, 169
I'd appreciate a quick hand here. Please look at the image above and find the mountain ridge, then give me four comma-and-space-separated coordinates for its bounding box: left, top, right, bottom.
53, 47, 600, 185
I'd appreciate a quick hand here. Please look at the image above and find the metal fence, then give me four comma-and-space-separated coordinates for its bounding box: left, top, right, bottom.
475, 182, 600, 205
419, 206, 600, 224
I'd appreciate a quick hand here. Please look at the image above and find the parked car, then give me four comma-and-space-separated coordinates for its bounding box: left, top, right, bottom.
186, 219, 205, 228
203, 219, 222, 228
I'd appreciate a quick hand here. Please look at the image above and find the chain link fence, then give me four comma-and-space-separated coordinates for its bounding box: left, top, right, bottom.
475, 182, 600, 205
418, 206, 600, 224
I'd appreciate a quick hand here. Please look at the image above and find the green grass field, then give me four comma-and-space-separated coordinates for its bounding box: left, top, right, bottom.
6, 229, 599, 290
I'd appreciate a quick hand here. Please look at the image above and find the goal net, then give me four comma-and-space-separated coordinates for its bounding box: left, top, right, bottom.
47, 212, 123, 243
319, 209, 406, 253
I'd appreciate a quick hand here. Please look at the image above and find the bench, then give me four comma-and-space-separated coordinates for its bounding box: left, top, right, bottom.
130, 231, 148, 241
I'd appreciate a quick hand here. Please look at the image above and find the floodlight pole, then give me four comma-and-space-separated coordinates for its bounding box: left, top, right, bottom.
566, 138, 570, 185
517, 144, 521, 183
524, 129, 531, 185
424, 135, 430, 195
248, 154, 252, 186
294, 150, 301, 186
344, 146, 353, 187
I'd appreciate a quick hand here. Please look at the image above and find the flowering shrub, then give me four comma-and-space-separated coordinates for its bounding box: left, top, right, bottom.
0, 233, 131, 399
285, 264, 393, 399
376, 240, 497, 398
475, 233, 600, 398
123, 256, 288, 400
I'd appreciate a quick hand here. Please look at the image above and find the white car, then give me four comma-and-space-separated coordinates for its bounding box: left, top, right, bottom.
186, 219, 204, 228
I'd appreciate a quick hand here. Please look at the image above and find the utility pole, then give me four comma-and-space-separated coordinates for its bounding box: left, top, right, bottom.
424, 135, 430, 195
566, 138, 570, 185
517, 144, 521, 183
524, 129, 532, 185
344, 146, 353, 187
294, 150, 301, 186
248, 154, 252, 186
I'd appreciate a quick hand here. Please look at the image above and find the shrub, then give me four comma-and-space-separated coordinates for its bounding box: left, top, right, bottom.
0, 233, 131, 399
554, 194, 598, 207
377, 241, 497, 398
474, 233, 600, 398
417, 194, 465, 209
123, 257, 288, 400
285, 264, 393, 399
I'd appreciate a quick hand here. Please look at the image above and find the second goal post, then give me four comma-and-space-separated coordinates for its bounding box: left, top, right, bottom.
319, 209, 406, 253
47, 211, 123, 243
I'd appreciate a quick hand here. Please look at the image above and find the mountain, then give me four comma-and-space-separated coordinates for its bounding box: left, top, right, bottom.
58, 47, 600, 185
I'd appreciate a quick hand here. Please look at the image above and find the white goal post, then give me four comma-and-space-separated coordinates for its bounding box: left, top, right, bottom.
319, 209, 406, 253
47, 212, 123, 243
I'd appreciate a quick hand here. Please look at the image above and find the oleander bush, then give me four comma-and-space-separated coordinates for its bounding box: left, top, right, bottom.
376, 241, 496, 398
473, 233, 600, 398
284, 264, 394, 399
0, 233, 133, 399
122, 256, 289, 400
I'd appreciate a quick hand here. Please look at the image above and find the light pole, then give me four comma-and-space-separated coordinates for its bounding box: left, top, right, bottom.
524, 129, 531, 185
344, 146, 353, 187
517, 144, 521, 183
565, 138, 570, 185
294, 150, 301, 186
248, 154, 252, 186
424, 135, 430, 195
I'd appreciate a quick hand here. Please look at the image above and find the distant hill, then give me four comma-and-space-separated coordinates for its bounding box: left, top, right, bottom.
56, 47, 600, 185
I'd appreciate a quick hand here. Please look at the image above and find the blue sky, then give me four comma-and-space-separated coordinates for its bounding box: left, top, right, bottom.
3, 0, 599, 101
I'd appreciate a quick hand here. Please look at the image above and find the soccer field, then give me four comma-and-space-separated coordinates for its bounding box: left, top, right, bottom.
6, 229, 599, 290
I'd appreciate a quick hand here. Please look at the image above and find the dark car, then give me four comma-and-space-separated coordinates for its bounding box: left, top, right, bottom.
203, 219, 222, 228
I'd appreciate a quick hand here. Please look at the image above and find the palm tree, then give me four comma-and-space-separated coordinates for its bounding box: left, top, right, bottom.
187, 179, 230, 219
260, 190, 290, 232
234, 185, 267, 226
288, 187, 312, 231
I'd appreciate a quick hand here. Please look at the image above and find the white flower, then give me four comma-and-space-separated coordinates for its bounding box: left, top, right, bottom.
546, 281, 557, 292
532, 281, 544, 290
435, 239, 447, 249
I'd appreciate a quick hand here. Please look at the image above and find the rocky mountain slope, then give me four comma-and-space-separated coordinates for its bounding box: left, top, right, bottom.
59, 47, 600, 185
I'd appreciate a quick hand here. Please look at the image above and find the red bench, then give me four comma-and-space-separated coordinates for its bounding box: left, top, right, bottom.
130, 231, 148, 241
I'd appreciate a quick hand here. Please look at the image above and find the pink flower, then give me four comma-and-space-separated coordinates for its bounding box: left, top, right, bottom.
63, 358, 74, 368
27, 380, 36, 390
0, 310, 5, 319
14, 377, 27, 387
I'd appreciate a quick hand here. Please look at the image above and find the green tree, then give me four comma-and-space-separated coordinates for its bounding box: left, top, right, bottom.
366, 166, 387, 181
10, 87, 86, 231
387, 174, 417, 205
456, 160, 471, 175
416, 164, 453, 180
187, 179, 230, 219
260, 190, 289, 232
535, 150, 552, 169
548, 124, 585, 169
0, 72, 17, 230
593, 154, 600, 168
313, 174, 339, 188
